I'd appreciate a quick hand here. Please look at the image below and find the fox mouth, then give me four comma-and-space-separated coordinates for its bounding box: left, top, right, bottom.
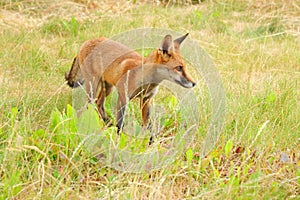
175, 79, 195, 88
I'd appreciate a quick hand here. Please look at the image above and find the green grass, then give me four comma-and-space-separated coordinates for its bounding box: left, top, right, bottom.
0, 0, 299, 199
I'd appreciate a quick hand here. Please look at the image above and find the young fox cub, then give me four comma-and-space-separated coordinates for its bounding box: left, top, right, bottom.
65, 33, 196, 134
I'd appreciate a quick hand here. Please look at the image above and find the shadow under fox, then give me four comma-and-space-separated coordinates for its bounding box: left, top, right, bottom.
65, 33, 196, 140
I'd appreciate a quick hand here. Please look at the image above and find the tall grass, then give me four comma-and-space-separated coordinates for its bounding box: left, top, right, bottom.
0, 0, 299, 199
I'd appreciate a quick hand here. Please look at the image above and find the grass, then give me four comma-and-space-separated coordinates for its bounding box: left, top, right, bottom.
0, 0, 299, 199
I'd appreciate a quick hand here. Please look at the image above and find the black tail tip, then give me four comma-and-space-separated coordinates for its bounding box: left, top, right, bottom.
67, 81, 75, 88
66, 80, 84, 88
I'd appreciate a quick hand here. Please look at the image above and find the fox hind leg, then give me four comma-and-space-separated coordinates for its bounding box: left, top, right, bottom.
96, 80, 113, 125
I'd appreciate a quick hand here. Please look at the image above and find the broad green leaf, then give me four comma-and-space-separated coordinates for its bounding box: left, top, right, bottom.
77, 104, 103, 135
168, 95, 178, 110
119, 133, 126, 149
225, 139, 233, 158
66, 104, 77, 133
49, 108, 62, 133
186, 148, 193, 166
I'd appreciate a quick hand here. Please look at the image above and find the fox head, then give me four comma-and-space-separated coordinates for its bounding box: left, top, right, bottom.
150, 33, 196, 88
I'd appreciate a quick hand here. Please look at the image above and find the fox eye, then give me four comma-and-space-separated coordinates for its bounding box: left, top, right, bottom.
176, 66, 183, 72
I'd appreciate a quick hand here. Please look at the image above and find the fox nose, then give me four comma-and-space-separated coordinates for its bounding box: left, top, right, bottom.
192, 82, 196, 87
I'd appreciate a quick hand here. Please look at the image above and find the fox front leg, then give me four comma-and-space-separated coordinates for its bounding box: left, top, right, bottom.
141, 97, 151, 128
141, 97, 154, 145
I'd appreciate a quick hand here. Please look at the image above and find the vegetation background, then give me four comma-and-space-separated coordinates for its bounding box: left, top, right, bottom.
0, 0, 299, 199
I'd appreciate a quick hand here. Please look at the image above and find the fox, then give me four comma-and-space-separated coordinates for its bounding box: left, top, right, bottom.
65, 33, 196, 141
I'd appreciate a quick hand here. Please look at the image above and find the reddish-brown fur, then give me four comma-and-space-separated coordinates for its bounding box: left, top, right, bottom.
65, 34, 196, 141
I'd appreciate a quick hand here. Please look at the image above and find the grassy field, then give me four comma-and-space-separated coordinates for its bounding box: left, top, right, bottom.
0, 0, 299, 199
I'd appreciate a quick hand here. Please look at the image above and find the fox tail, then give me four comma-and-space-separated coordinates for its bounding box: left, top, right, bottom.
65, 56, 84, 88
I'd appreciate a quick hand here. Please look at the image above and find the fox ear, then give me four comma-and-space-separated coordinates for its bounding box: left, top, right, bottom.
159, 34, 174, 55
174, 33, 189, 50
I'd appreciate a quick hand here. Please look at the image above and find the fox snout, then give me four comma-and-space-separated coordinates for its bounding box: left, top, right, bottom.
175, 66, 196, 88
179, 76, 196, 88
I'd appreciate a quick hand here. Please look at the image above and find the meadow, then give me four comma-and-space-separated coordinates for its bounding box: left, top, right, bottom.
0, 0, 299, 199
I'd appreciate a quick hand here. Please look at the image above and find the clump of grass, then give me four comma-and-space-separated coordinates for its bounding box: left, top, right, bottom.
41, 17, 80, 37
